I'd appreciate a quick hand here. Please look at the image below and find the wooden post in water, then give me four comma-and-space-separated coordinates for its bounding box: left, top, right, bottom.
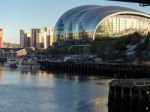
108, 79, 150, 112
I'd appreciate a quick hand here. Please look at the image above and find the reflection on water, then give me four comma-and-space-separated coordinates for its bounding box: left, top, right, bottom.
0, 65, 112, 112
77, 97, 108, 112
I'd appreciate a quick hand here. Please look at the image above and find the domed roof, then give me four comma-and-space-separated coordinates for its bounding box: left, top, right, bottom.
55, 5, 150, 40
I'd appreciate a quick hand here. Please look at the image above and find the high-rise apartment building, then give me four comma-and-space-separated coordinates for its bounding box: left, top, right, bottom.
0, 28, 3, 48
48, 28, 54, 46
20, 30, 23, 48
31, 29, 40, 48
39, 27, 54, 48
20, 27, 54, 49
20, 30, 32, 48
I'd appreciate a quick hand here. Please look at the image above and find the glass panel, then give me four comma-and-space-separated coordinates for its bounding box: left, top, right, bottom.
95, 14, 150, 38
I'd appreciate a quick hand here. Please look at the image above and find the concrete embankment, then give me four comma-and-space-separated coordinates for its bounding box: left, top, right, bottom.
38, 61, 150, 78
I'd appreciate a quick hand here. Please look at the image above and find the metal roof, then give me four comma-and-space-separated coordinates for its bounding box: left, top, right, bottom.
108, 0, 150, 6
55, 5, 150, 40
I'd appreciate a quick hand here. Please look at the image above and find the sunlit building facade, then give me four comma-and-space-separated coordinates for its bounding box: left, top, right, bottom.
0, 28, 3, 48
39, 27, 54, 48
20, 30, 31, 48
54, 5, 150, 42
31, 29, 40, 48
20, 28, 54, 49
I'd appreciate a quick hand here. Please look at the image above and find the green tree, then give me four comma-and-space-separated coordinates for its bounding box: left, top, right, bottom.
115, 39, 126, 51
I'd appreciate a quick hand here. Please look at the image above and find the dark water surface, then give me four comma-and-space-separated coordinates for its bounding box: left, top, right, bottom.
0, 65, 112, 112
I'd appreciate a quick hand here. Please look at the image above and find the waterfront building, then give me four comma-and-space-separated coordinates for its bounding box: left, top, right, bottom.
0, 28, 3, 48
39, 27, 54, 48
20, 30, 25, 48
54, 5, 150, 42
3, 42, 20, 48
31, 29, 40, 48
0, 48, 27, 58
20, 30, 31, 48
20, 27, 54, 49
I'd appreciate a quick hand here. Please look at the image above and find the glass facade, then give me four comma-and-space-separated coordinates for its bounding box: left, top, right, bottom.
54, 5, 100, 41
54, 5, 150, 42
95, 14, 150, 38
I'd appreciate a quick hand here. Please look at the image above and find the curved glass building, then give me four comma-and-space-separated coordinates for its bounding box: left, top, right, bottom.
54, 5, 150, 42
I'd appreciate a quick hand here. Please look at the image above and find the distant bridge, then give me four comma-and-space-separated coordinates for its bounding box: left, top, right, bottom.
108, 0, 150, 6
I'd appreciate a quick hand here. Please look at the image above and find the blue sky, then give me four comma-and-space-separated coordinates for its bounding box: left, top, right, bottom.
0, 0, 150, 43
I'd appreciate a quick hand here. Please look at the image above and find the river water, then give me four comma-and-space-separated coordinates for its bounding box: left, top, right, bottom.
0, 65, 112, 112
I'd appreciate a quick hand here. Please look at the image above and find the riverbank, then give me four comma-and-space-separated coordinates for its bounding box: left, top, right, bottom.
39, 61, 150, 78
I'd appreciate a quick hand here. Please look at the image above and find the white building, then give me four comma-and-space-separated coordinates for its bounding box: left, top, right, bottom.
39, 27, 54, 48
